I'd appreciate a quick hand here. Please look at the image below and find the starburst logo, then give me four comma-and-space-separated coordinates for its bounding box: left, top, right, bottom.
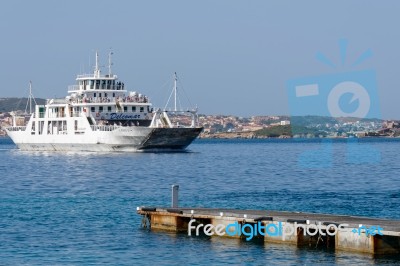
315, 39, 372, 68
317, 39, 376, 118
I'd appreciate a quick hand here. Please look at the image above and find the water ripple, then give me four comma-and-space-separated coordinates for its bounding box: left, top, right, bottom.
1, 137, 400, 265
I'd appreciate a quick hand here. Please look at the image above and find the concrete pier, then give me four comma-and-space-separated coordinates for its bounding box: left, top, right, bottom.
137, 207, 400, 255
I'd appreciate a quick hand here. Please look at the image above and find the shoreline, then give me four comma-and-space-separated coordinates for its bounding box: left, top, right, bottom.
199, 132, 399, 139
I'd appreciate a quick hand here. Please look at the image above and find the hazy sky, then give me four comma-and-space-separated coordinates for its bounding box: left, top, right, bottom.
1, 1, 399, 118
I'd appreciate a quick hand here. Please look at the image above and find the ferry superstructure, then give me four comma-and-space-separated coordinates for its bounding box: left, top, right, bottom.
5, 52, 202, 151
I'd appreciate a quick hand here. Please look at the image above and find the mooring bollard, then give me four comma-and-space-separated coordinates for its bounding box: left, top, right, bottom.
171, 185, 179, 208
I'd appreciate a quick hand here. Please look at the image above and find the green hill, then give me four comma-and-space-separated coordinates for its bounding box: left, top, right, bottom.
255, 125, 325, 137
0, 98, 47, 113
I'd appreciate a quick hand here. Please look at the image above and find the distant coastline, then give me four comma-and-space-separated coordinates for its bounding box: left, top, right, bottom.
200, 133, 400, 139
1, 97, 400, 139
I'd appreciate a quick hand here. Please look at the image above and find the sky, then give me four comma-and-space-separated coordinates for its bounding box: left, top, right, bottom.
1, 0, 400, 119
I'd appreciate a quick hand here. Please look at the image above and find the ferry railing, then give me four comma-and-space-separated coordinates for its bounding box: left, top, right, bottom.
34, 112, 84, 118
119, 96, 149, 103
50, 99, 67, 104
7, 126, 26, 132
90, 125, 120, 132
76, 74, 118, 79
76, 74, 96, 79
68, 84, 125, 92
71, 112, 83, 117
35, 112, 67, 118
47, 113, 68, 118
69, 96, 149, 104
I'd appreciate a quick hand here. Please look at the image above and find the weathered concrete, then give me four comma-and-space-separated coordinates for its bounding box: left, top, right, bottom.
336, 228, 374, 253
137, 207, 400, 255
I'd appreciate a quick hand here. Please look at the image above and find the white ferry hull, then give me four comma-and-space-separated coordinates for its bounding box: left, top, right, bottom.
6, 127, 153, 152
15, 143, 143, 152
6, 127, 201, 152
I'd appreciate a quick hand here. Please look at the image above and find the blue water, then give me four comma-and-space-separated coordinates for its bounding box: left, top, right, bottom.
1, 137, 400, 265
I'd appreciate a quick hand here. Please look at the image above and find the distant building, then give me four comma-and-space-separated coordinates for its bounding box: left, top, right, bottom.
242, 126, 264, 132
354, 131, 366, 137
280, 120, 291, 126
383, 121, 399, 129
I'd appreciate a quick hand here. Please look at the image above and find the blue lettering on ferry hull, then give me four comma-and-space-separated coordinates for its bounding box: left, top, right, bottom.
109, 113, 141, 120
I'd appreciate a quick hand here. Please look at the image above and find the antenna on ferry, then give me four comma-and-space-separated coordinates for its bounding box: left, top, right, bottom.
94, 51, 100, 78
163, 72, 182, 112
174, 72, 177, 111
25, 81, 37, 115
108, 50, 113, 76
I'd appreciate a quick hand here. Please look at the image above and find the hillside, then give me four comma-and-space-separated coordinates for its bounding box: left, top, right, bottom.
0, 98, 47, 113
290, 115, 382, 127
254, 125, 325, 138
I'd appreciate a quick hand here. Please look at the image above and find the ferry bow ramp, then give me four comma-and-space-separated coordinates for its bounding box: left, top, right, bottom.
139, 128, 203, 150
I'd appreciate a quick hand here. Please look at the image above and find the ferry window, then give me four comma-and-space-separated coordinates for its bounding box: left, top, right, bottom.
132, 106, 136, 112
124, 106, 128, 112
108, 106, 112, 112
99, 93, 102, 97
99, 106, 103, 112
94, 93, 97, 97
102, 80, 106, 85
113, 93, 115, 97
91, 107, 95, 112
96, 80, 100, 85
140, 107, 144, 112
104, 93, 107, 97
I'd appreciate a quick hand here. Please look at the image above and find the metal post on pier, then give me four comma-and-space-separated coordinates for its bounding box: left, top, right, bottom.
171, 185, 179, 208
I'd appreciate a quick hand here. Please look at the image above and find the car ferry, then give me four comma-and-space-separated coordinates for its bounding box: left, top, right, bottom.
5, 52, 202, 151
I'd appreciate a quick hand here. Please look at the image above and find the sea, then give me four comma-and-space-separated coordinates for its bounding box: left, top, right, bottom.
1, 137, 400, 265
